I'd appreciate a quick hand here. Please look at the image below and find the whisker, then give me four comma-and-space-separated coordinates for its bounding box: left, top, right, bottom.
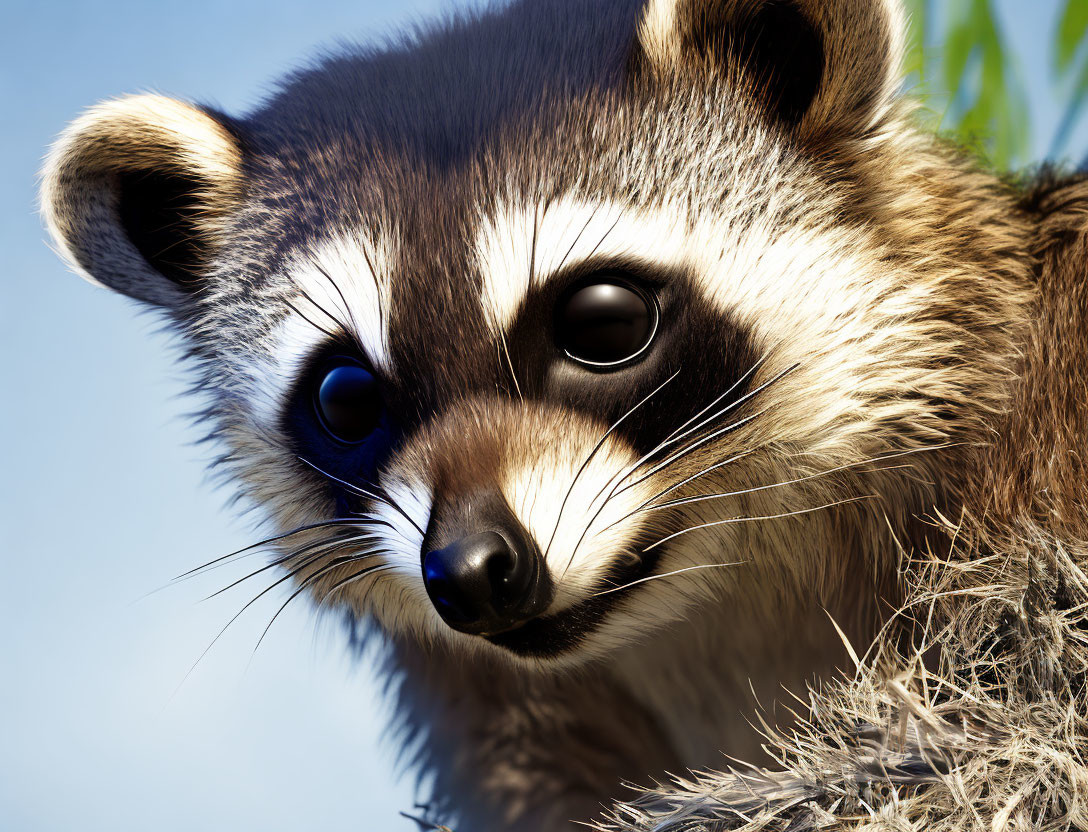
583, 214, 623, 262
642, 495, 878, 553
560, 410, 763, 581
623, 448, 944, 520
614, 409, 765, 498
171, 543, 377, 696
542, 367, 682, 561
354, 235, 390, 357
635, 463, 909, 517
250, 557, 386, 656
591, 561, 747, 597
661, 350, 772, 444
297, 457, 425, 536
582, 360, 797, 523
202, 531, 384, 600
554, 209, 597, 275
499, 330, 523, 401
284, 295, 341, 343
626, 449, 758, 516
657, 361, 799, 457
295, 283, 349, 335
313, 262, 367, 353
316, 562, 397, 605
170, 518, 383, 582
611, 444, 956, 535
557, 359, 797, 581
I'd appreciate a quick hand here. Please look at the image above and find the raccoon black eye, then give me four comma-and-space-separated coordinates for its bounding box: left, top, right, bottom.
556, 279, 657, 367
314, 360, 382, 444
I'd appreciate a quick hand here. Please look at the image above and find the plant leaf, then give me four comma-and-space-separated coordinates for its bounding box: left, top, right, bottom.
1056, 0, 1088, 72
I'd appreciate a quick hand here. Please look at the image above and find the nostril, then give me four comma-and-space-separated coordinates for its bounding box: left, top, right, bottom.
485, 542, 520, 596
422, 556, 474, 624
422, 530, 549, 635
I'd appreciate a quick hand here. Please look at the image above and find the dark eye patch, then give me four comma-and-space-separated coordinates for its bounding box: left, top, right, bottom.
489, 260, 758, 461
280, 345, 400, 498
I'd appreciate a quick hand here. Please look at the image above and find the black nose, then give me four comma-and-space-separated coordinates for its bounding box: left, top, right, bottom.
423, 529, 550, 635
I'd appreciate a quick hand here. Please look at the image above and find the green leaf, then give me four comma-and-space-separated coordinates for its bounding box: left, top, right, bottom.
1056, 0, 1088, 72
936, 0, 1030, 167
942, 0, 977, 94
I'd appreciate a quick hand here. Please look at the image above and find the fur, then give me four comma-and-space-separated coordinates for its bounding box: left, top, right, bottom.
39, 0, 1085, 829
596, 174, 1088, 831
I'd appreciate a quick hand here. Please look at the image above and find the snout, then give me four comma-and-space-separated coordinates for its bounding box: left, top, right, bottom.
422, 491, 552, 636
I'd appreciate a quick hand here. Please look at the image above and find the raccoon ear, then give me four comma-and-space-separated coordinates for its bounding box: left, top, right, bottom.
41, 94, 245, 309
635, 0, 905, 135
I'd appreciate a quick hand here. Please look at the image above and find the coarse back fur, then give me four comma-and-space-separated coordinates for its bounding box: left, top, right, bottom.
39, 1, 1087, 829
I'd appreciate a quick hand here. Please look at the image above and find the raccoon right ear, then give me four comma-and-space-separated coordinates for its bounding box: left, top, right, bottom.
635, 0, 905, 137
41, 94, 245, 309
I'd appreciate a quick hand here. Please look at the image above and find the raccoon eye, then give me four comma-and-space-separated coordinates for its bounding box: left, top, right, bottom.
556, 279, 657, 367
314, 360, 382, 444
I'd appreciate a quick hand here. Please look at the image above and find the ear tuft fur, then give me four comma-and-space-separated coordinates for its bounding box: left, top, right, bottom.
637, 0, 905, 137
40, 94, 244, 307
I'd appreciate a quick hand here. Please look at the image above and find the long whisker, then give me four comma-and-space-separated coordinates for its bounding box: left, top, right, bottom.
612, 443, 955, 535
542, 367, 682, 561
202, 531, 384, 600
583, 214, 623, 262
613, 409, 765, 499
557, 361, 796, 582
661, 350, 773, 444
560, 409, 762, 580
638, 463, 910, 517
313, 262, 367, 354
581, 360, 797, 524
297, 457, 425, 537
625, 450, 758, 516
295, 283, 349, 335
316, 562, 397, 606
642, 495, 877, 553
250, 558, 386, 656
171, 542, 377, 697
620, 448, 946, 522
648, 361, 800, 466
554, 209, 597, 275
499, 330, 523, 401
169, 518, 384, 582
354, 234, 389, 357
591, 561, 747, 597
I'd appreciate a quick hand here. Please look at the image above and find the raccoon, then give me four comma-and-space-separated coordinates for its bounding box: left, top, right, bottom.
39, 0, 1081, 829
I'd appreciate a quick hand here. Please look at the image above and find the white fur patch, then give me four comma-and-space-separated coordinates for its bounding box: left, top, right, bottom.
250, 233, 392, 426
371, 475, 433, 583
501, 429, 653, 609
637, 0, 681, 65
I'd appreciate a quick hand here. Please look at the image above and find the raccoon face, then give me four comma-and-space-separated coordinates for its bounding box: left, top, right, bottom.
43, 0, 1005, 667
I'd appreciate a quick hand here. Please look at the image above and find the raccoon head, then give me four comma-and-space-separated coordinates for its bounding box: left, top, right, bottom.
41, 0, 1024, 667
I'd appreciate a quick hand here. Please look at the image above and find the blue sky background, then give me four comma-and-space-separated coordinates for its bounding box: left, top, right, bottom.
1, 2, 1085, 831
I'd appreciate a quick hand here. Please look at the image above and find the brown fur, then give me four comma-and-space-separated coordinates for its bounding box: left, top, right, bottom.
595, 174, 1088, 832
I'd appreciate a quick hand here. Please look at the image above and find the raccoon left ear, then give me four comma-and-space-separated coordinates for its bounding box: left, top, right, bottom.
635, 0, 905, 136
40, 94, 245, 309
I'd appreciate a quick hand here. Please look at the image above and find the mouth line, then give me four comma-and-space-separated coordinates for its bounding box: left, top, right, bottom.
482, 545, 663, 658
